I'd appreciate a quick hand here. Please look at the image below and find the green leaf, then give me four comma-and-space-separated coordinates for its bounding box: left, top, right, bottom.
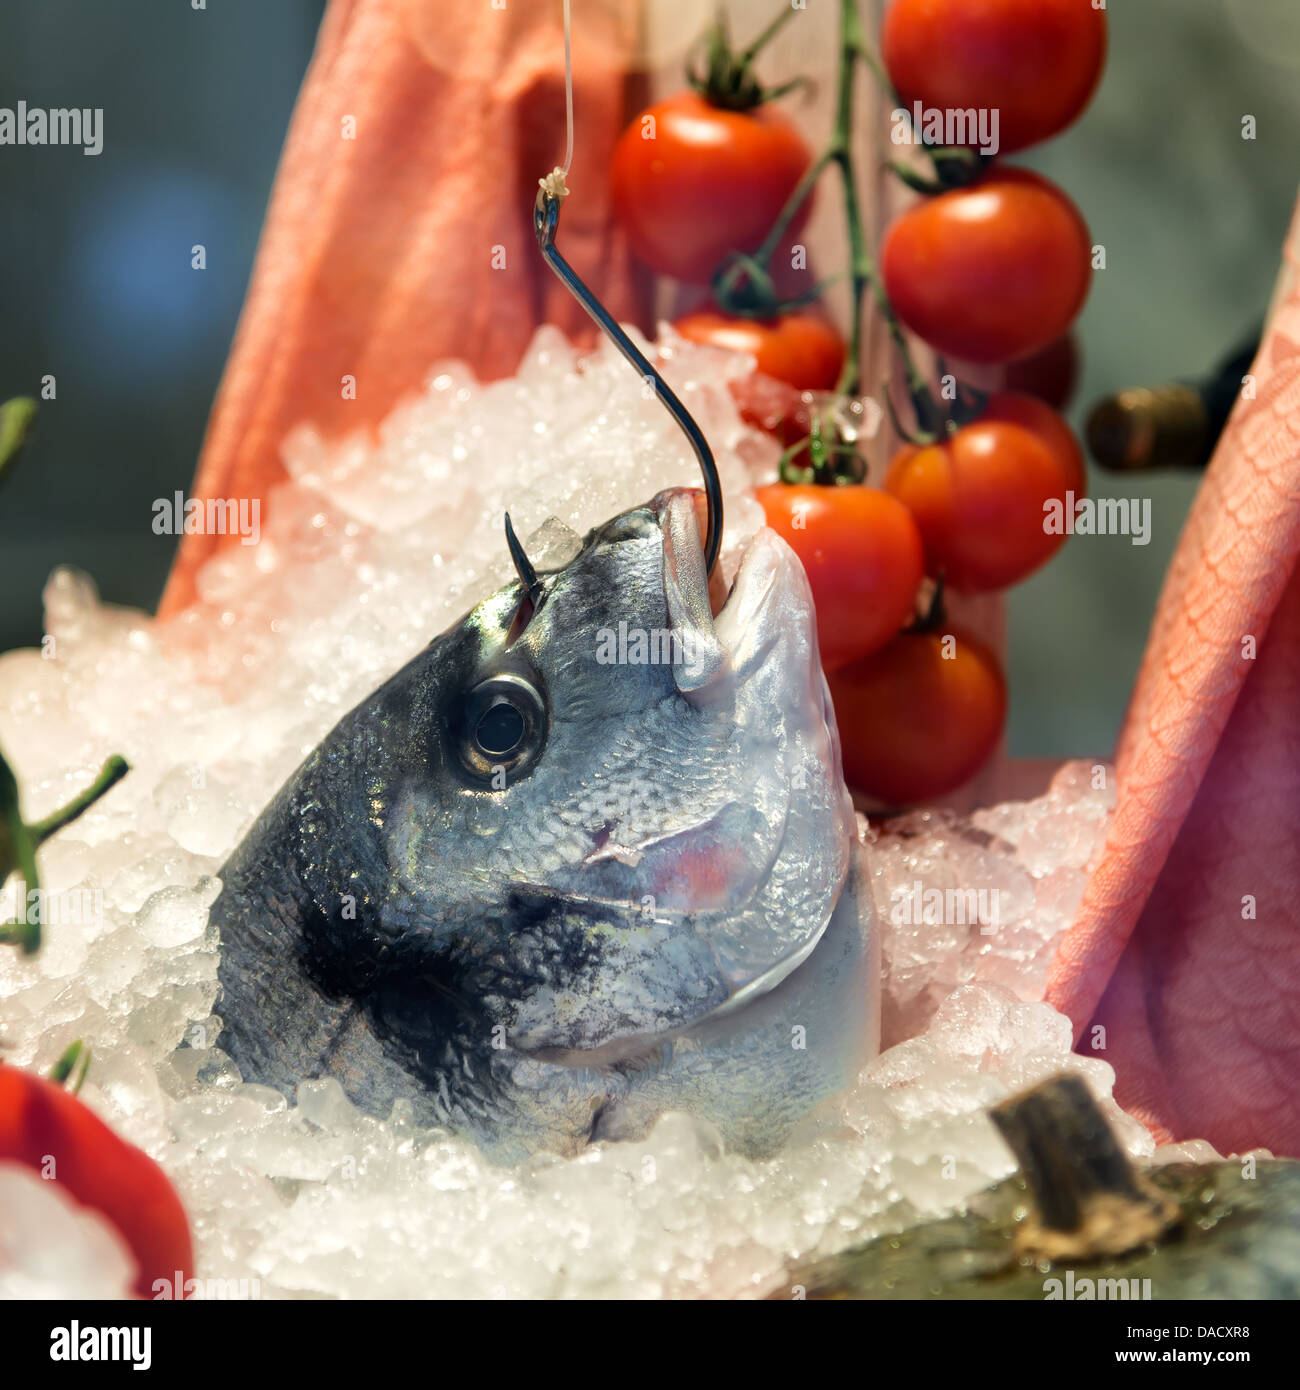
0, 397, 38, 492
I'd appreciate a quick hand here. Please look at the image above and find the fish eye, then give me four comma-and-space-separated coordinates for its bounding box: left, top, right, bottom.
459, 673, 546, 782
476, 698, 524, 756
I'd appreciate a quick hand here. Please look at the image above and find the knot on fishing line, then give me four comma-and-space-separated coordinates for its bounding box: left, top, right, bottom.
539, 167, 569, 201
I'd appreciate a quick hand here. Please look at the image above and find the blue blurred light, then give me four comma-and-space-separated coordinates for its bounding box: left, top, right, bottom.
57, 163, 251, 393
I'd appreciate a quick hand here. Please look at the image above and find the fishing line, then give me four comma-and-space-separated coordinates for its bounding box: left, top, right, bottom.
561, 0, 574, 176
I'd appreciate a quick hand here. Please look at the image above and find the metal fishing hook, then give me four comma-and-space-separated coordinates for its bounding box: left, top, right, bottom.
533, 186, 724, 577
503, 510, 543, 608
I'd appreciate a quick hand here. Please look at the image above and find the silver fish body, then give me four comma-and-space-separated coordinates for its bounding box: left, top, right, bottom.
213, 489, 877, 1160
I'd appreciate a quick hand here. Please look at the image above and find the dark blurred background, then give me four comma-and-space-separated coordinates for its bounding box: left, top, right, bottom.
2, 0, 1299, 758
0, 0, 324, 638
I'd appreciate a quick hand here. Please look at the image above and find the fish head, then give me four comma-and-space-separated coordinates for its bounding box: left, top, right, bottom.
216, 487, 859, 1142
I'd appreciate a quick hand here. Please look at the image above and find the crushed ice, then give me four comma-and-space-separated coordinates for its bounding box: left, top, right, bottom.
0, 327, 1183, 1299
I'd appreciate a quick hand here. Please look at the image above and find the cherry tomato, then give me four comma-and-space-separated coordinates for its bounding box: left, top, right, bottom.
673, 309, 845, 391
756, 484, 925, 672
884, 391, 1085, 593
882, 0, 1107, 155
611, 92, 812, 285
0, 1064, 194, 1298
828, 627, 1006, 804
1003, 333, 1080, 411
882, 169, 1092, 364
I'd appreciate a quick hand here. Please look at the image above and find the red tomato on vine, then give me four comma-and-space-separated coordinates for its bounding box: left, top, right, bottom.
611, 92, 813, 285
882, 169, 1093, 365
882, 0, 1107, 155
674, 309, 845, 391
756, 484, 924, 672
828, 626, 1006, 805
884, 391, 1086, 593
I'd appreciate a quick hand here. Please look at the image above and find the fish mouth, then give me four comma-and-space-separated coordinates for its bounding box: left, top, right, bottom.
653, 486, 813, 702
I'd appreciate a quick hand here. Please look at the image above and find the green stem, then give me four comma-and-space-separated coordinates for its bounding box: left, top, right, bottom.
739, 2, 800, 65
691, 3, 808, 111
872, 278, 935, 427
49, 1039, 91, 1091
0, 750, 40, 953
829, 0, 866, 395
882, 375, 937, 447
712, 20, 842, 322
849, 27, 894, 95
28, 755, 129, 848
1, 752, 128, 956
708, 0, 942, 446
712, 141, 831, 314
831, 0, 936, 423
749, 146, 835, 276
832, 0, 912, 405
719, 1, 938, 431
